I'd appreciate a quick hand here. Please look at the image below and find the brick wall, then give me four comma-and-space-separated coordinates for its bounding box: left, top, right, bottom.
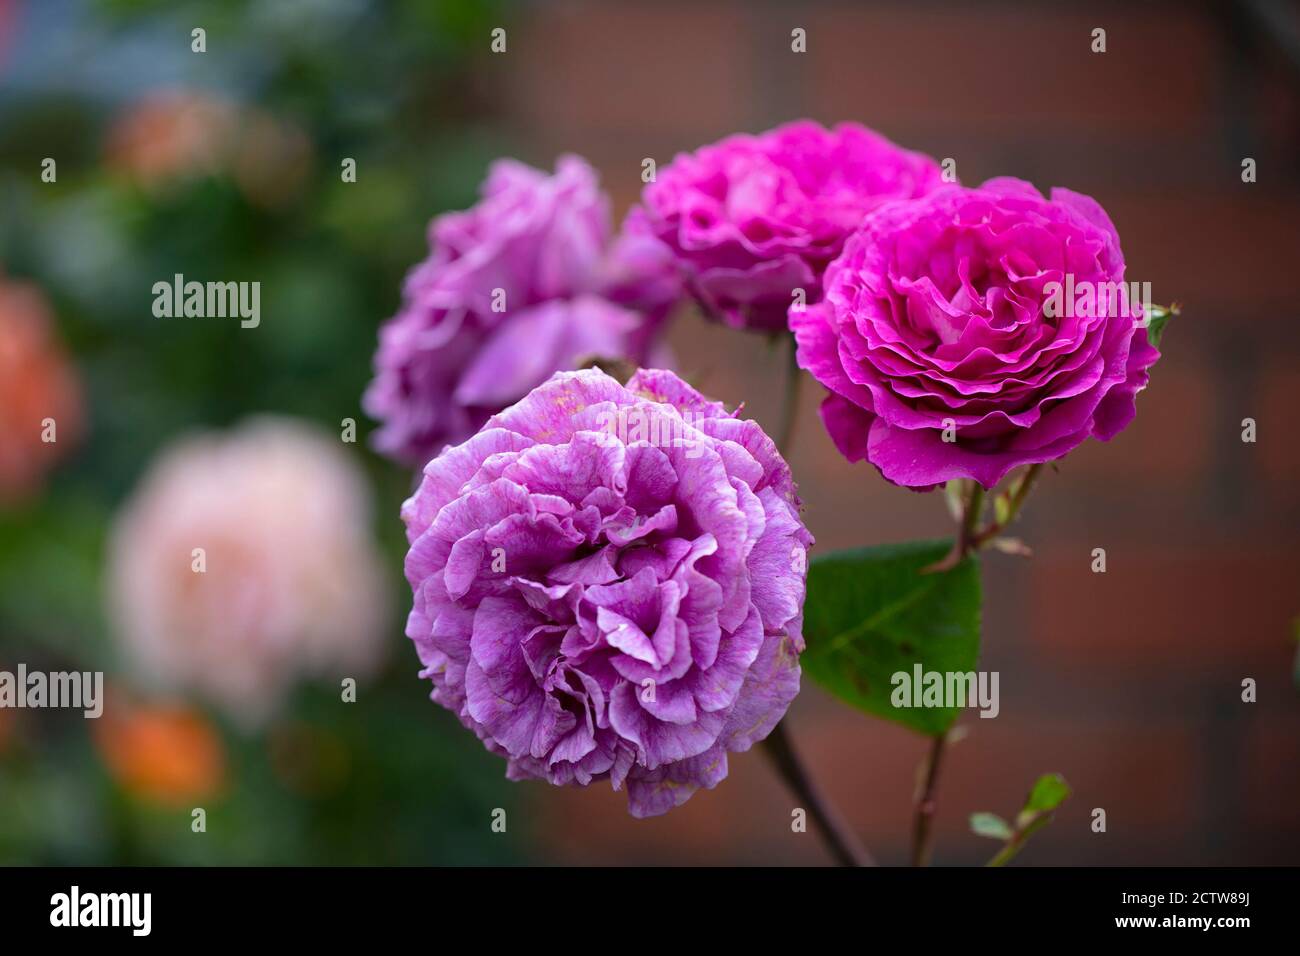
489, 0, 1300, 864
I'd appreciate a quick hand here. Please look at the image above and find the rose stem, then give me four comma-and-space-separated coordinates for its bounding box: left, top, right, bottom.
913, 476, 987, 855
763, 721, 875, 866
911, 730, 950, 866
926, 480, 986, 572
776, 332, 802, 455
970, 462, 1044, 549
957, 482, 985, 557
913, 484, 985, 854
762, 345, 874, 867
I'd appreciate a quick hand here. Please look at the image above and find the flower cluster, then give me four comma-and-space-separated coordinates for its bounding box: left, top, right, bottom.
382, 121, 1163, 818
625, 122, 1157, 488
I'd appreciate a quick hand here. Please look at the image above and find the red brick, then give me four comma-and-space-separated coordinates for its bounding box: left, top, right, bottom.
1057, 350, 1214, 487
807, 7, 1221, 139
506, 1, 751, 148
1241, 708, 1300, 834
1255, 357, 1300, 491
1029, 544, 1300, 666
1104, 194, 1300, 311
527, 737, 825, 865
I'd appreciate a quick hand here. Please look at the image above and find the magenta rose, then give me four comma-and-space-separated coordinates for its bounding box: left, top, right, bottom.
365, 156, 681, 467
638, 120, 947, 331
401, 368, 812, 816
792, 177, 1161, 489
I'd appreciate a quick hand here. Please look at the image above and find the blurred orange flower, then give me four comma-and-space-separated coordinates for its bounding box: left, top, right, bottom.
94, 695, 226, 807
104, 91, 237, 186
105, 90, 312, 207
0, 279, 83, 504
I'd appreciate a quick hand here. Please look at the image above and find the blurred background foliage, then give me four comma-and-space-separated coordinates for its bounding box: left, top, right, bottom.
0, 0, 537, 864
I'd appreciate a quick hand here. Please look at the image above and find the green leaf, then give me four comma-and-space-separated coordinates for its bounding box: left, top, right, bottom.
970, 812, 1014, 841
802, 539, 982, 734
1022, 773, 1072, 816
1145, 303, 1179, 349
987, 773, 1072, 866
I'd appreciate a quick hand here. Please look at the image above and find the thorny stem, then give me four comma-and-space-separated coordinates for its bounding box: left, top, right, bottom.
911, 731, 950, 866
762, 722, 875, 866
970, 462, 1044, 550
914, 465, 1045, 853
926, 481, 985, 572
927, 463, 1044, 572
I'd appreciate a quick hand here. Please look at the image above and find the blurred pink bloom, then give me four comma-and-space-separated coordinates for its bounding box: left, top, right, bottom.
108, 418, 391, 726
639, 120, 946, 331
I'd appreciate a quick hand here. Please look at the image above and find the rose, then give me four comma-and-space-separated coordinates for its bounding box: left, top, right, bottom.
365, 156, 680, 467
638, 119, 947, 331
108, 417, 390, 725
401, 367, 812, 816
792, 177, 1161, 489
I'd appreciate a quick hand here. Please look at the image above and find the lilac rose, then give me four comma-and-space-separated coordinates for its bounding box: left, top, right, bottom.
792, 177, 1161, 489
401, 367, 812, 816
638, 120, 947, 331
365, 156, 681, 467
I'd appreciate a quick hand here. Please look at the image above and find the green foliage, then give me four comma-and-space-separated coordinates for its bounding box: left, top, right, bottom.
802, 540, 981, 735
0, 0, 527, 865
1145, 303, 1178, 349
1020, 772, 1071, 820
974, 773, 1073, 867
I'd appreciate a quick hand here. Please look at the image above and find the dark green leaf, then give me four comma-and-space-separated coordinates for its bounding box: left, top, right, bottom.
802, 540, 982, 734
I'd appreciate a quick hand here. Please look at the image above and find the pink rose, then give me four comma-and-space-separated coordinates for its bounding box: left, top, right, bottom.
639, 120, 947, 331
